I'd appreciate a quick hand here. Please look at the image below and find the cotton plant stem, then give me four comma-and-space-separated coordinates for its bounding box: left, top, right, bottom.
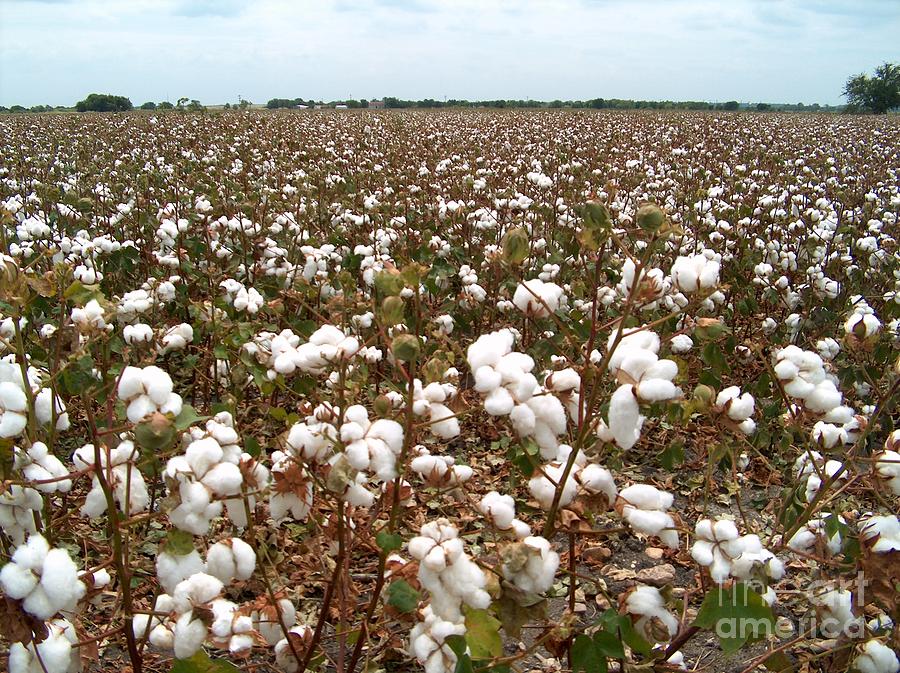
81, 395, 143, 673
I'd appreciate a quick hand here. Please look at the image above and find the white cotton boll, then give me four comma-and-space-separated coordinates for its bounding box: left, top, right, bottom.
636, 378, 678, 402
39, 548, 84, 610
805, 380, 842, 413
812, 422, 845, 448
874, 451, 900, 495
207, 539, 256, 584
620, 484, 673, 511
479, 491, 516, 530
1, 562, 38, 599
484, 386, 515, 416
608, 384, 641, 450
141, 366, 174, 405
859, 515, 900, 553
670, 334, 693, 353
126, 395, 156, 423
185, 437, 224, 477
473, 365, 502, 393
0, 382, 28, 437
202, 462, 243, 496
157, 550, 206, 593
369, 419, 404, 453
853, 640, 900, 673
814, 589, 861, 638
173, 613, 208, 659
429, 403, 460, 439
466, 330, 513, 372
578, 464, 617, 505
172, 572, 224, 613
509, 403, 536, 435
623, 508, 677, 547
34, 389, 70, 431
345, 481, 375, 507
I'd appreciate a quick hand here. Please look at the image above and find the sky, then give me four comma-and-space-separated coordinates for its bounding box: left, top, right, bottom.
0, 0, 897, 107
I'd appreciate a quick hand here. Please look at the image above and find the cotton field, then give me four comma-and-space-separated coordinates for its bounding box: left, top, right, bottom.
0, 109, 898, 673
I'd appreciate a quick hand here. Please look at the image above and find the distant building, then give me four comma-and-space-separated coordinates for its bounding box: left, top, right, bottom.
296, 104, 308, 109
335, 104, 348, 110
369, 100, 385, 109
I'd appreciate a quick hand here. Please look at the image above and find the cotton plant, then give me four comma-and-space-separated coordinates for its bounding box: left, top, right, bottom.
623, 585, 680, 644
596, 326, 681, 450
691, 518, 783, 601
117, 365, 183, 424
787, 516, 844, 556
408, 519, 491, 673
243, 324, 360, 378
0, 485, 43, 546
853, 640, 900, 673
479, 490, 531, 538
14, 442, 71, 493
669, 253, 720, 294
8, 618, 79, 673
872, 430, 900, 495
811, 588, 862, 638
466, 329, 568, 459
858, 514, 900, 553
411, 378, 461, 440
0, 534, 86, 620
512, 278, 566, 317
615, 484, 679, 549
410, 445, 474, 487
528, 444, 617, 510
713, 386, 756, 435
498, 535, 560, 594
73, 440, 150, 517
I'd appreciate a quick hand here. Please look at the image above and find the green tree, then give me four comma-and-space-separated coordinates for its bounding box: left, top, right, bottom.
844, 62, 900, 114
75, 93, 133, 112
140, 101, 157, 110
158, 101, 174, 110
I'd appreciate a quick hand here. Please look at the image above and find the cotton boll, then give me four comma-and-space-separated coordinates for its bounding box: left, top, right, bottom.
173, 612, 208, 659
670, 334, 694, 353
484, 386, 515, 416
479, 491, 516, 530
608, 384, 641, 450
206, 538, 256, 584
853, 640, 900, 673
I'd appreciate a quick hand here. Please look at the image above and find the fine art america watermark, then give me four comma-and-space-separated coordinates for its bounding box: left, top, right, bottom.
712, 573, 873, 641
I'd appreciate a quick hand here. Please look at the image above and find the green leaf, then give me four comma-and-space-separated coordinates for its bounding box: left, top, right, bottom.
693, 583, 776, 655
571, 635, 607, 673
445, 634, 475, 673
592, 630, 624, 659
170, 650, 241, 672
162, 529, 195, 556
387, 579, 420, 613
376, 531, 403, 553
464, 607, 503, 660
174, 404, 205, 431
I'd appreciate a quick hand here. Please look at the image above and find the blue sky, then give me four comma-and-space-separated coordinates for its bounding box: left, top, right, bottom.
0, 0, 897, 107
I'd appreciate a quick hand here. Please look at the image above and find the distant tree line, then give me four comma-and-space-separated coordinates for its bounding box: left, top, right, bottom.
260, 96, 841, 112
74, 93, 133, 112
